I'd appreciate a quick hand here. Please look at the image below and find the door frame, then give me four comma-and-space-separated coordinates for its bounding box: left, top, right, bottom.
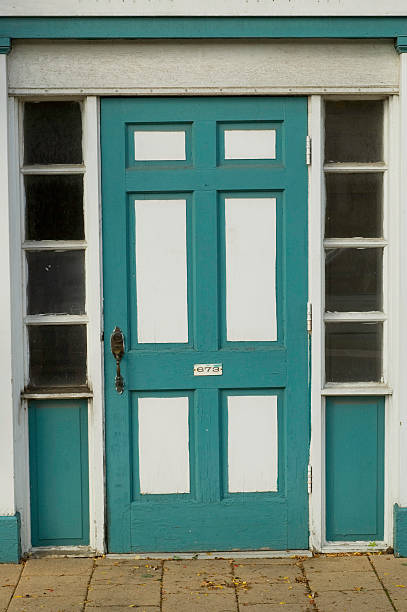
7, 91, 399, 556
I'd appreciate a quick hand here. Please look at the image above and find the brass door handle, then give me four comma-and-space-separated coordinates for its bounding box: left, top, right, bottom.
110, 326, 125, 394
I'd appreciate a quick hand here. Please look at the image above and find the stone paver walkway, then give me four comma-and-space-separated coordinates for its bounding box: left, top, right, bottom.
0, 554, 406, 611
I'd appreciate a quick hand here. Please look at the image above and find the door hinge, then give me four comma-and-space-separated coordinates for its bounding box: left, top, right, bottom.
306, 135, 312, 165
307, 302, 312, 334
308, 464, 312, 494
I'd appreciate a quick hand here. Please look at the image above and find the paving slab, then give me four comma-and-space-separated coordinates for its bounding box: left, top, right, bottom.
85, 607, 160, 611
86, 582, 161, 607
238, 605, 313, 611
161, 591, 236, 611
0, 564, 23, 612
313, 589, 394, 611
23, 558, 94, 576
163, 559, 233, 594
92, 562, 161, 585
236, 582, 309, 606
13, 574, 89, 599
305, 570, 381, 592
7, 595, 84, 611
233, 560, 301, 584
370, 557, 407, 612
303, 555, 372, 573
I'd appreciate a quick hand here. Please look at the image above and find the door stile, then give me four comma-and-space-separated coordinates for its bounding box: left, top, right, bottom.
193, 190, 219, 351
195, 388, 222, 503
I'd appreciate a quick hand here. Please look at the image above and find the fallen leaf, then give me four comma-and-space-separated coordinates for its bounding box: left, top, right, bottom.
396, 585, 406, 588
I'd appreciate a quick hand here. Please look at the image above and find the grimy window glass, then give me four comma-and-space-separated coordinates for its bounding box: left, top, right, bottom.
24, 101, 82, 165
324, 99, 384, 384
25, 174, 84, 241
27, 250, 85, 315
325, 101, 383, 163
325, 173, 383, 239
325, 248, 383, 312
28, 325, 87, 388
325, 322, 382, 383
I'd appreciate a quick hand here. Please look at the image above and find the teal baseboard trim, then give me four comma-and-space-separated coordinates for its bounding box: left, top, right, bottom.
0, 37, 10, 53
1, 17, 407, 41
0, 514, 20, 563
396, 35, 407, 53
394, 504, 407, 557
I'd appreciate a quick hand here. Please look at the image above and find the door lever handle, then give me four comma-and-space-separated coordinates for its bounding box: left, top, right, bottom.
110, 326, 125, 394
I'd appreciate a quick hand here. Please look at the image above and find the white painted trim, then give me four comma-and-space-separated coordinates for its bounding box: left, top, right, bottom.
23, 241, 87, 250
22, 392, 93, 399
24, 315, 89, 325
322, 385, 393, 396
383, 94, 400, 547
398, 55, 407, 509
0, 55, 17, 518
324, 238, 387, 248
9, 87, 399, 98
308, 95, 324, 552
1, 0, 407, 16
321, 542, 389, 553
21, 165, 85, 175
83, 96, 105, 554
8, 96, 30, 550
324, 163, 387, 172
324, 312, 387, 322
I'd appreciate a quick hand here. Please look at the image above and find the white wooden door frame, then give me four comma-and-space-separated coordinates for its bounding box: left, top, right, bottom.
3, 86, 404, 556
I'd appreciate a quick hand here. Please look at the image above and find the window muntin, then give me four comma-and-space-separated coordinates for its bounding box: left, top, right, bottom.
324, 100, 386, 384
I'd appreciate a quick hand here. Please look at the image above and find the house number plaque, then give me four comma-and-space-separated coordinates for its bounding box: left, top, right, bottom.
193, 363, 223, 376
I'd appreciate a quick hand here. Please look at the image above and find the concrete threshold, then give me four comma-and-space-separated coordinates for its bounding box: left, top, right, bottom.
106, 549, 313, 559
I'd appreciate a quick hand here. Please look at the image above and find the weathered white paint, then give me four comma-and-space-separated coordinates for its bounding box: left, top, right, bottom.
134, 131, 185, 161
0, 54, 16, 517
1, 0, 406, 16
308, 95, 325, 552
135, 199, 188, 344
8, 96, 29, 549
228, 395, 278, 493
383, 95, 400, 547
138, 396, 190, 494
225, 197, 276, 342
224, 129, 276, 160
7, 40, 398, 96
83, 97, 105, 554
398, 54, 407, 509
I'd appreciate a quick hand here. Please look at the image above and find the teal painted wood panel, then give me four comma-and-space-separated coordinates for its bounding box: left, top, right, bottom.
29, 400, 89, 547
0, 515, 20, 563
2, 17, 407, 40
394, 504, 407, 557
326, 396, 384, 542
102, 97, 309, 552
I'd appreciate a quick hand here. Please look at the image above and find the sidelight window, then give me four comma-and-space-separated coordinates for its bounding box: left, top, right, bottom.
22, 101, 87, 391
324, 100, 386, 384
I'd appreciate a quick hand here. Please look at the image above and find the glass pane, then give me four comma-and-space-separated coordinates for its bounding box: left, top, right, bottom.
28, 325, 87, 388
24, 101, 82, 165
27, 251, 85, 315
325, 322, 382, 382
25, 174, 84, 240
325, 101, 383, 163
325, 248, 382, 312
325, 173, 383, 238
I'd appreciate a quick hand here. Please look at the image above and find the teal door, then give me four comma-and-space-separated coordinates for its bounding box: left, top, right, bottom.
101, 97, 309, 552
